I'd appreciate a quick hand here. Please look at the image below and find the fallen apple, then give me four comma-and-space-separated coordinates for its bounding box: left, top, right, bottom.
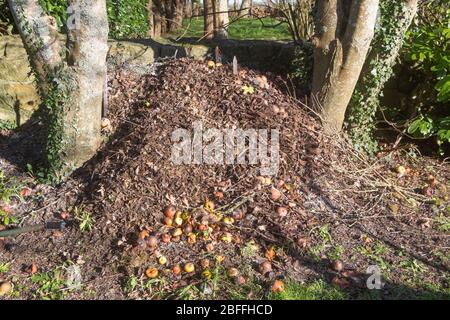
164, 206, 176, 218
276, 207, 288, 217
271, 187, 282, 201
259, 260, 272, 275
161, 233, 171, 243
184, 262, 195, 273
331, 260, 344, 272
271, 280, 284, 293
158, 256, 167, 265
172, 264, 181, 275
227, 267, 239, 278
0, 281, 12, 296
145, 267, 158, 279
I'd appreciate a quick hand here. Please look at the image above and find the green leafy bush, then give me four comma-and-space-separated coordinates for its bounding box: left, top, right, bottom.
0, 0, 14, 34
404, 4, 450, 149
107, 0, 148, 39
39, 0, 68, 29
5, 0, 149, 38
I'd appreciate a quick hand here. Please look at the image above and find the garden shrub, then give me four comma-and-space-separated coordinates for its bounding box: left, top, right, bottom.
4, 0, 149, 39
107, 0, 148, 39
403, 3, 450, 152
0, 0, 14, 34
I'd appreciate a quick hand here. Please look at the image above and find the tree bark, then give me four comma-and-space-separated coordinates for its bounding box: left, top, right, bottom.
148, 0, 163, 37
8, 0, 108, 177
311, 0, 380, 133
147, 0, 154, 37
192, 0, 199, 16
173, 0, 183, 30
185, 0, 192, 18
204, 0, 214, 39
163, 0, 173, 32
215, 0, 229, 39
153, 0, 163, 37
238, 0, 251, 18
345, 0, 419, 148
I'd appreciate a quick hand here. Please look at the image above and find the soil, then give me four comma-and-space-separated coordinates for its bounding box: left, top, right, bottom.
0, 58, 449, 300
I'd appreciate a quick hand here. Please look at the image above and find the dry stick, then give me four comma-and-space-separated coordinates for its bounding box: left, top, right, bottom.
175, 16, 195, 41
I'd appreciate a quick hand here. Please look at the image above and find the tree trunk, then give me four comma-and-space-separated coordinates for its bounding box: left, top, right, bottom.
163, 0, 173, 32
8, 0, 108, 178
192, 1, 199, 16
185, 0, 192, 18
147, 0, 154, 37
346, 0, 419, 151
214, 0, 229, 39
148, 0, 163, 38
238, 0, 250, 18
153, 0, 163, 37
311, 0, 380, 133
204, 0, 214, 39
173, 0, 183, 30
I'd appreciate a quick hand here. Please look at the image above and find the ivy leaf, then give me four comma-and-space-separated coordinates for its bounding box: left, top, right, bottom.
436, 75, 450, 102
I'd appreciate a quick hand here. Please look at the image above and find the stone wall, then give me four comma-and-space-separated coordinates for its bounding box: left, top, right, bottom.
0, 36, 39, 126
0, 36, 296, 126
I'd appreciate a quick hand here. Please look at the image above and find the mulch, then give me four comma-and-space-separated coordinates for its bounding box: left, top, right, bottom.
0, 58, 448, 299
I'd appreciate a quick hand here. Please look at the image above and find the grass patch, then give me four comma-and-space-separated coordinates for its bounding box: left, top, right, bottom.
73, 205, 94, 232
31, 269, 67, 300
0, 170, 21, 204
0, 262, 10, 273
169, 17, 291, 41
269, 279, 347, 300
355, 240, 391, 271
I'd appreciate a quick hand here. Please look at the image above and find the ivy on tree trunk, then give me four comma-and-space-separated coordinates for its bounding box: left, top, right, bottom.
8, 0, 109, 182
345, 0, 419, 155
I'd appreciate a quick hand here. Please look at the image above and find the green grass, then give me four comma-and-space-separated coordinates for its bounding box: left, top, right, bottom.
31, 269, 66, 300
169, 17, 291, 41
0, 120, 16, 130
269, 279, 347, 300
73, 205, 94, 232
0, 262, 10, 273
0, 170, 21, 204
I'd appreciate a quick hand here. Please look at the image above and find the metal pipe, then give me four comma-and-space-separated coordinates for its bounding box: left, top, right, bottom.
0, 221, 66, 238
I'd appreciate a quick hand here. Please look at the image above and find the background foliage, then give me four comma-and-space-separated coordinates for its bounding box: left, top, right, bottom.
0, 0, 13, 34
1, 0, 149, 38
403, 2, 450, 150
107, 0, 148, 39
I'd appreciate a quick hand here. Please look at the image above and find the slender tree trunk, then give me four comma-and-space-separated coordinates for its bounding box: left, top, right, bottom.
238, 0, 250, 18
173, 0, 183, 30
213, 0, 218, 34
147, 0, 154, 37
8, 0, 108, 177
204, 0, 214, 39
215, 0, 229, 39
163, 0, 173, 32
346, 0, 419, 149
148, 0, 163, 38
185, 0, 192, 18
153, 0, 163, 37
311, 0, 380, 133
192, 0, 199, 16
